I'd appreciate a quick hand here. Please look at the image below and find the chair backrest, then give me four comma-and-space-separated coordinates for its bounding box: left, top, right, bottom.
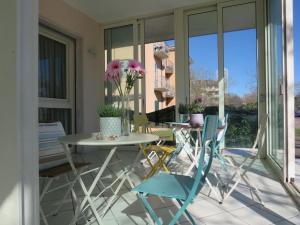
217, 114, 229, 142
215, 114, 229, 152
39, 122, 68, 171
201, 115, 219, 146
252, 114, 268, 157
188, 115, 219, 201
133, 114, 150, 133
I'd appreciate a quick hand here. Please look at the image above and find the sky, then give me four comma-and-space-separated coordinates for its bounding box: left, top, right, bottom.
189, 29, 257, 97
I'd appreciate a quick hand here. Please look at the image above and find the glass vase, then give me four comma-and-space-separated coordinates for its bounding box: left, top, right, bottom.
121, 95, 130, 136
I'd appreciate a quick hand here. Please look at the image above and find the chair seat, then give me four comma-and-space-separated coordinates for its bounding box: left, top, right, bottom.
223, 148, 257, 158
132, 172, 198, 200
145, 145, 175, 154
40, 162, 89, 177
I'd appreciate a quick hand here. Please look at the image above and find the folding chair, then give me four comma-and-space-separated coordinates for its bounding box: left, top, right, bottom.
133, 114, 171, 145
221, 115, 268, 205
211, 114, 229, 185
133, 114, 176, 178
215, 114, 229, 162
166, 120, 225, 203
132, 115, 219, 225
39, 122, 89, 225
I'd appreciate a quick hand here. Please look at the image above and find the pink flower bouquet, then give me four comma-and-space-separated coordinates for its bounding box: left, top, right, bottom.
105, 59, 145, 96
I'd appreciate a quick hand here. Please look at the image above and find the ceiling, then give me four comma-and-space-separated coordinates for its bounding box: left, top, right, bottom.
103, 1, 256, 48
64, 0, 207, 23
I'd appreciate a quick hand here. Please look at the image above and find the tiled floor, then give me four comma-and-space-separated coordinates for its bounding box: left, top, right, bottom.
41, 146, 300, 225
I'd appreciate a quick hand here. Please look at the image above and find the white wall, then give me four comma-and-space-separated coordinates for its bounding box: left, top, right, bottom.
40, 0, 105, 133
0, 1, 21, 224
0, 0, 39, 224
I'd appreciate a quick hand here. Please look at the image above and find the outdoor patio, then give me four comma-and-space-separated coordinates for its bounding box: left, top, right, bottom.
41, 147, 300, 225
1, 0, 299, 225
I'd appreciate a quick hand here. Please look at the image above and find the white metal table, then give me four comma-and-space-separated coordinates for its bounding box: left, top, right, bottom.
59, 132, 159, 225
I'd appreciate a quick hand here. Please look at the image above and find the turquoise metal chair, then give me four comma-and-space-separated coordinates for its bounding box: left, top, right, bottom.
214, 114, 229, 167
132, 115, 219, 225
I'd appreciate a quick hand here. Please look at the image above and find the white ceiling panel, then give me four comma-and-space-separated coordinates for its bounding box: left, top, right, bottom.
223, 2, 256, 32
145, 15, 174, 43
188, 2, 256, 37
64, 0, 209, 23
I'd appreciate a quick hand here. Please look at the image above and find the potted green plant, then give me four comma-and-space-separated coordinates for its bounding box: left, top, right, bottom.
189, 97, 205, 127
178, 103, 189, 123
97, 105, 122, 137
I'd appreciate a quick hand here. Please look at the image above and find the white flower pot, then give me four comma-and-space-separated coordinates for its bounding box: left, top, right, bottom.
189, 113, 204, 127
99, 117, 121, 137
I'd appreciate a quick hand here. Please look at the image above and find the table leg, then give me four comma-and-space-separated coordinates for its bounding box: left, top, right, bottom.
99, 144, 145, 216
63, 144, 117, 225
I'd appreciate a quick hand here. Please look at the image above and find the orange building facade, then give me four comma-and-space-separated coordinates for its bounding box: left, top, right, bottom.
144, 42, 176, 113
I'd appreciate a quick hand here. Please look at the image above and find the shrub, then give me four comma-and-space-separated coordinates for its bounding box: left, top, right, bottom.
241, 102, 257, 112
225, 114, 258, 148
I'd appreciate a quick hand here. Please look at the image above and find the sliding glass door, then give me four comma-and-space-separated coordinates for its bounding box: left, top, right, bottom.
266, 0, 295, 182
223, 2, 258, 148
267, 0, 285, 167
186, 1, 258, 149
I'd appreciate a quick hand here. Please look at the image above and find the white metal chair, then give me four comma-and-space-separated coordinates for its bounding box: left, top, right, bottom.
221, 115, 268, 205
39, 122, 89, 225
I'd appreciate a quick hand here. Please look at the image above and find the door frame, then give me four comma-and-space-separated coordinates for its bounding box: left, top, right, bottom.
284, 0, 295, 183
15, 0, 39, 224
265, 0, 295, 182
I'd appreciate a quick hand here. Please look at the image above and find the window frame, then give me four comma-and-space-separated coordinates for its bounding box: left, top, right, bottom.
38, 26, 75, 133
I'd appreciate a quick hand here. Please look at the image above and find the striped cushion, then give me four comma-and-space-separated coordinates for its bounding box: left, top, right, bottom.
39, 122, 68, 171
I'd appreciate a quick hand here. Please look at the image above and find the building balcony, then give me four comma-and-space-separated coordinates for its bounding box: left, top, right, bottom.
154, 77, 173, 92
154, 79, 175, 99
153, 44, 169, 59
165, 89, 175, 98
154, 86, 169, 92
165, 60, 174, 75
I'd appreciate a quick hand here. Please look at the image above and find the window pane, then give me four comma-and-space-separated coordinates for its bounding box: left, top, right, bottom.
223, 3, 258, 148
39, 108, 71, 134
39, 35, 67, 99
104, 25, 134, 108
144, 15, 176, 124
188, 11, 218, 110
